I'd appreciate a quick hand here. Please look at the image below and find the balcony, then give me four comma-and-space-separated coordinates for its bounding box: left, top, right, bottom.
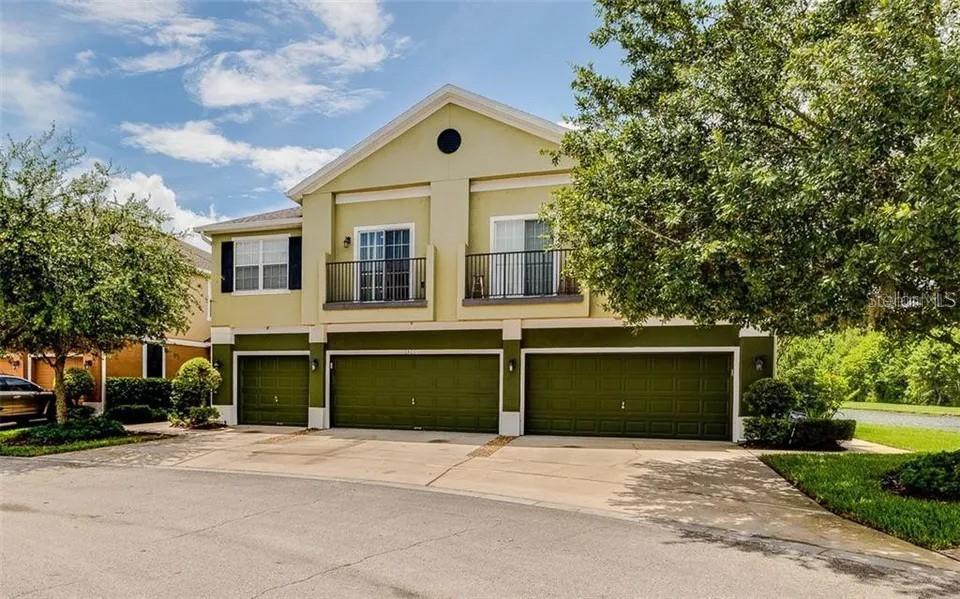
325, 257, 428, 309
463, 249, 581, 305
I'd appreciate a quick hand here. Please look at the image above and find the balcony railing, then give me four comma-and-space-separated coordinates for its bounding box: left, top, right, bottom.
464, 249, 579, 301
326, 257, 427, 305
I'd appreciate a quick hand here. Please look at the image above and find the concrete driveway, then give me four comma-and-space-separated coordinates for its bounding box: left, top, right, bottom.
6, 458, 959, 598
34, 425, 960, 573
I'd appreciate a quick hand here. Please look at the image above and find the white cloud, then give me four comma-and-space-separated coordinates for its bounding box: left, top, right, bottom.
184, 0, 405, 113
297, 0, 392, 41
120, 120, 342, 190
110, 171, 220, 247
1, 70, 80, 130
1, 22, 38, 53
57, 0, 185, 26
115, 46, 207, 73
55, 50, 101, 86
58, 0, 216, 73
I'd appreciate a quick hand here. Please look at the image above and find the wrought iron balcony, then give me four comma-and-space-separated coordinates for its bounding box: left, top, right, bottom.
464, 249, 580, 302
325, 257, 427, 307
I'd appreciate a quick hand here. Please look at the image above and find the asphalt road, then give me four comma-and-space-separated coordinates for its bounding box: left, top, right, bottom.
2, 457, 958, 599
838, 409, 960, 432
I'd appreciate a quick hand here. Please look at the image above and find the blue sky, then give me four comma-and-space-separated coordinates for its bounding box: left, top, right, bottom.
1, 1, 622, 244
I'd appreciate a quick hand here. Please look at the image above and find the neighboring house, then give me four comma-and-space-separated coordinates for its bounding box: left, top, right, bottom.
198, 85, 774, 440
1, 241, 212, 404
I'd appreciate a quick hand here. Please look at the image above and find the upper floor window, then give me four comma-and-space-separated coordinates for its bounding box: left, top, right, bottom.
234, 238, 288, 292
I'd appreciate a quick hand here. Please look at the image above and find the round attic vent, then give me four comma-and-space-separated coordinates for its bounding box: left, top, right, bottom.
437, 128, 461, 154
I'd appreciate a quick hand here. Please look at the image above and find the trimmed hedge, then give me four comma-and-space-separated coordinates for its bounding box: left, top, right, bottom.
743, 417, 856, 449
4, 416, 125, 446
743, 378, 800, 418
106, 377, 172, 410
105, 404, 168, 425
886, 451, 960, 501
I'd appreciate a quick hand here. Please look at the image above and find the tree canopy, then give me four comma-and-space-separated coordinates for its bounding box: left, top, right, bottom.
0, 129, 200, 421
550, 0, 960, 344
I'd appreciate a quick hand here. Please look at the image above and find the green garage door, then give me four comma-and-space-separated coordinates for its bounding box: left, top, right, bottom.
239, 356, 309, 426
332, 355, 499, 432
525, 353, 731, 440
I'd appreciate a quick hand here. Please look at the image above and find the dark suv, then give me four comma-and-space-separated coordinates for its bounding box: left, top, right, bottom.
0, 376, 55, 424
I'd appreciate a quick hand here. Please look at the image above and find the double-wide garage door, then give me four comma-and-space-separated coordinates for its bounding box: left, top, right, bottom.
525, 353, 732, 440
331, 355, 499, 433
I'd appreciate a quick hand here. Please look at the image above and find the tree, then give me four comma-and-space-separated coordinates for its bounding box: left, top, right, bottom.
0, 129, 200, 423
549, 0, 960, 345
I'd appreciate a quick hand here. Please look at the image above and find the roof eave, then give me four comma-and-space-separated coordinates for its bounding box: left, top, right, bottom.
195, 217, 304, 236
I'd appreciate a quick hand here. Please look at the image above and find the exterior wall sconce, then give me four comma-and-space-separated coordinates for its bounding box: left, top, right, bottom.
8, 357, 21, 370
212, 359, 222, 370
311, 358, 320, 371
508, 359, 516, 373
84, 359, 94, 369
343, 236, 352, 248
754, 356, 766, 371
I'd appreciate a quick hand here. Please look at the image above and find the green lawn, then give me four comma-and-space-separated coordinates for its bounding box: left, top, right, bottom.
0, 427, 165, 457
842, 401, 960, 417
855, 423, 960, 453
762, 453, 960, 550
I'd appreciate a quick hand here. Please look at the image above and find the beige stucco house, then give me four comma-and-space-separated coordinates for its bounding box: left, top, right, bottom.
199, 85, 773, 440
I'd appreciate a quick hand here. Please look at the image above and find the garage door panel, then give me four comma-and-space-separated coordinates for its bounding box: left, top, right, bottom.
526, 353, 731, 440
332, 355, 498, 433
239, 356, 308, 426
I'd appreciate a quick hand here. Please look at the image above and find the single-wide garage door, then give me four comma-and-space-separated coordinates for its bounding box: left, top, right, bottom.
525, 353, 731, 440
239, 356, 308, 426
332, 355, 499, 433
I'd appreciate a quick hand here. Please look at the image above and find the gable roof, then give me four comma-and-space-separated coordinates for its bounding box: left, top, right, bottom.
176, 239, 212, 271
285, 84, 567, 201
196, 206, 302, 235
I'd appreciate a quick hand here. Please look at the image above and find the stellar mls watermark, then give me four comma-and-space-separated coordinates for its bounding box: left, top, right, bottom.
869, 291, 958, 310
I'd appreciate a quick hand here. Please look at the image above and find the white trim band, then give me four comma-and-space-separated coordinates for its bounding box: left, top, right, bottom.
335, 185, 431, 205
471, 173, 571, 193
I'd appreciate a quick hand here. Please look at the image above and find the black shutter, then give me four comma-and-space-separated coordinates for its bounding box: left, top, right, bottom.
289, 236, 302, 290
221, 241, 234, 293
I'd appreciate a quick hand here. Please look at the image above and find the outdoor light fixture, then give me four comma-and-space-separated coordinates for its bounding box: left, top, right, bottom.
213, 359, 222, 370
311, 358, 319, 371
754, 356, 766, 371
343, 235, 352, 248
84, 359, 93, 369
508, 359, 516, 372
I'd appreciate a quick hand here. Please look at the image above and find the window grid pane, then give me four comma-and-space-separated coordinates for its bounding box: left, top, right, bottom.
263, 264, 288, 290
235, 240, 259, 267
235, 265, 260, 291
262, 239, 288, 265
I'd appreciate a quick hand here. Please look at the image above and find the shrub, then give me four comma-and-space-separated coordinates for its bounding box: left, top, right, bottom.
171, 358, 221, 416
886, 451, 960, 501
105, 404, 168, 425
169, 405, 223, 428
67, 405, 96, 420
106, 377, 172, 409
4, 416, 125, 446
63, 367, 94, 403
743, 417, 856, 449
743, 378, 799, 418
743, 417, 794, 447
904, 339, 960, 406
792, 419, 856, 449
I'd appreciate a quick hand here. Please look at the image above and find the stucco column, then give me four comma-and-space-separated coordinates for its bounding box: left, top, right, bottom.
429, 179, 469, 321
500, 319, 522, 436
308, 326, 327, 428
210, 327, 236, 425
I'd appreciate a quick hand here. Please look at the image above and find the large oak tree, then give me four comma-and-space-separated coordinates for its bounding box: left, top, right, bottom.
0, 130, 200, 422
550, 0, 960, 345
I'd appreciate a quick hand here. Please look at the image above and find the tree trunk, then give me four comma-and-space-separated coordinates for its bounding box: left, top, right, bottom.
53, 356, 68, 424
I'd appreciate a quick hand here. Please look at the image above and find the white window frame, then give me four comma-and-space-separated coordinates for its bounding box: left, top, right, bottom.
352, 223, 416, 302
231, 234, 291, 296
488, 214, 558, 297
